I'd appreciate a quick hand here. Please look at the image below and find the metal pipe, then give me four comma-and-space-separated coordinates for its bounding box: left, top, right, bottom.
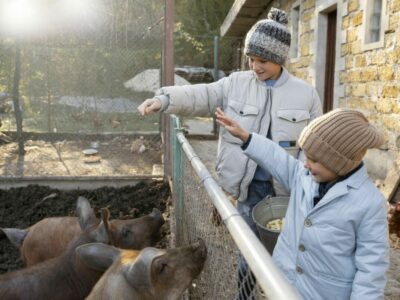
212, 35, 219, 136
176, 132, 301, 300
213, 35, 219, 82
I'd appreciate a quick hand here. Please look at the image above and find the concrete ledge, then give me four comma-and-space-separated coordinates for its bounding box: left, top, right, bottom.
0, 175, 163, 190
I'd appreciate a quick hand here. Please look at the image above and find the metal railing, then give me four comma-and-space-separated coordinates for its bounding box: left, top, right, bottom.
169, 114, 300, 300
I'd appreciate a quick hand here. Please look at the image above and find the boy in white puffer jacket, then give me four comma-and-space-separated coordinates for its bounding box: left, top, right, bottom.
138, 8, 322, 300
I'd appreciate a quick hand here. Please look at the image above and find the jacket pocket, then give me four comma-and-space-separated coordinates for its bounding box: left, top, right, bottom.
224, 100, 260, 144
305, 271, 353, 300
275, 109, 311, 141
318, 271, 353, 286
277, 109, 310, 123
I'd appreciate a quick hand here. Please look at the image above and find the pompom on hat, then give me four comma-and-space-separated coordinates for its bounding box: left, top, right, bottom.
244, 8, 291, 65
298, 108, 385, 176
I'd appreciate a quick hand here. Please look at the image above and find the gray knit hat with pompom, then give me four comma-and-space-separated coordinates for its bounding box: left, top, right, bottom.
244, 8, 291, 65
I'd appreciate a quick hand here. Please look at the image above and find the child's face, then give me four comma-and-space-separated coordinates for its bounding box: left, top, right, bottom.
304, 154, 339, 183
248, 55, 281, 81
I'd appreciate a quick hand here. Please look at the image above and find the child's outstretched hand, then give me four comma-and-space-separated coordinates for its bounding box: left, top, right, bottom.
137, 98, 162, 116
215, 107, 250, 143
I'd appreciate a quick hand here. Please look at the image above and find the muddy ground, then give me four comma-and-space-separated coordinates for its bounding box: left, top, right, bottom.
0, 181, 170, 273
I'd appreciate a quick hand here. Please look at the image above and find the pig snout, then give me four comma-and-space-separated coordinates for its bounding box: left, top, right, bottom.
187, 238, 207, 275
191, 238, 206, 256
150, 208, 165, 226
111, 208, 165, 250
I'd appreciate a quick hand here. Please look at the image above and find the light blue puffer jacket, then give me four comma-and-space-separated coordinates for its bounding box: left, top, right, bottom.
244, 133, 389, 300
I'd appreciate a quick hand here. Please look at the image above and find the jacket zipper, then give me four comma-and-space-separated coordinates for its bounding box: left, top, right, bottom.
237, 87, 272, 200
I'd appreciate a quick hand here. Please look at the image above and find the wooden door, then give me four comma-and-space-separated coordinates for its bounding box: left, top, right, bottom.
323, 10, 337, 113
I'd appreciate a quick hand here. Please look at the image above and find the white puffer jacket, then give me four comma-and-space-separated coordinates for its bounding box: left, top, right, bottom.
156, 68, 322, 202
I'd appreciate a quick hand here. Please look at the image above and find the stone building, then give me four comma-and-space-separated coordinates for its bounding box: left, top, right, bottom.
221, 0, 400, 201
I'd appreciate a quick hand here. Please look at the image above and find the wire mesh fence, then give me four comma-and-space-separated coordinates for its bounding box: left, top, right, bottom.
0, 0, 246, 201
169, 115, 301, 300
171, 144, 264, 299
177, 157, 240, 299
0, 0, 164, 179
178, 156, 270, 300
174, 34, 244, 78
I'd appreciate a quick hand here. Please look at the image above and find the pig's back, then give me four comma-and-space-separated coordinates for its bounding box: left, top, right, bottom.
22, 217, 82, 266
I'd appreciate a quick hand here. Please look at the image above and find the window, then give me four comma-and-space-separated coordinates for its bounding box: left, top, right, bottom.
362, 0, 387, 50
290, 4, 300, 59
368, 0, 382, 43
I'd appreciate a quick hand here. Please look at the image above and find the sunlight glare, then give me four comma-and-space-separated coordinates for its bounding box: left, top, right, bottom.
1, 0, 44, 36
54, 0, 104, 30
0, 0, 106, 37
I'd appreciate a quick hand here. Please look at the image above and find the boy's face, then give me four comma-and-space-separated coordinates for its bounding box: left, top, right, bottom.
304, 153, 339, 183
248, 55, 281, 81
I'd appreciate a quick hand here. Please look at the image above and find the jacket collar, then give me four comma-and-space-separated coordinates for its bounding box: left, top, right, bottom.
253, 67, 290, 88
343, 163, 369, 189
302, 164, 369, 213
274, 67, 290, 87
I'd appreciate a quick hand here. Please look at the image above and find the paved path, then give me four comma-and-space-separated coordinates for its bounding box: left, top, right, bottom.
184, 117, 218, 178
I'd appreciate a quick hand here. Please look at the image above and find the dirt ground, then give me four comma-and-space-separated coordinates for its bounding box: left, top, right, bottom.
0, 135, 163, 177
0, 134, 168, 274
0, 181, 170, 273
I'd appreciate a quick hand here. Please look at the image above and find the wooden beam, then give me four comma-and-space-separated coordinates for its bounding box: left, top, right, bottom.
220, 0, 272, 37
221, 0, 247, 37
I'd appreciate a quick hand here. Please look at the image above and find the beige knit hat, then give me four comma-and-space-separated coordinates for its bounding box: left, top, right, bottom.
298, 108, 384, 176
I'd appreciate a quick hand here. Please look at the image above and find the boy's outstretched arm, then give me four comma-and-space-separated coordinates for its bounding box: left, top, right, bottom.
215, 107, 250, 142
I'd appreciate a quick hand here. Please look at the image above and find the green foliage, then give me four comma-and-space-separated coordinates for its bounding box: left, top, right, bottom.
0, 39, 14, 92
175, 0, 234, 35
174, 0, 237, 70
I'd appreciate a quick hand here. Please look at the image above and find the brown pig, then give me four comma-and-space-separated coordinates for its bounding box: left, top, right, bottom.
2, 196, 165, 266
0, 199, 114, 300
76, 239, 207, 300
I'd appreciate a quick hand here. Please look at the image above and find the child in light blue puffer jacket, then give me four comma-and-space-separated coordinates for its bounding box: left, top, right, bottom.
216, 107, 389, 300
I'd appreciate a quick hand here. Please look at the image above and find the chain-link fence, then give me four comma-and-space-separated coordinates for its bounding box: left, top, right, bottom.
0, 0, 164, 179
174, 34, 243, 80
169, 115, 301, 300
177, 158, 241, 299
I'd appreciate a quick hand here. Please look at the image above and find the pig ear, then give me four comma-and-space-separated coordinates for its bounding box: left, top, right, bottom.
1, 228, 28, 248
124, 248, 164, 288
76, 243, 120, 271
93, 208, 111, 243
151, 256, 170, 278
76, 196, 97, 230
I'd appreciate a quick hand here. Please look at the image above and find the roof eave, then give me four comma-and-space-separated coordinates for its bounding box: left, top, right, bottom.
220, 0, 273, 37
